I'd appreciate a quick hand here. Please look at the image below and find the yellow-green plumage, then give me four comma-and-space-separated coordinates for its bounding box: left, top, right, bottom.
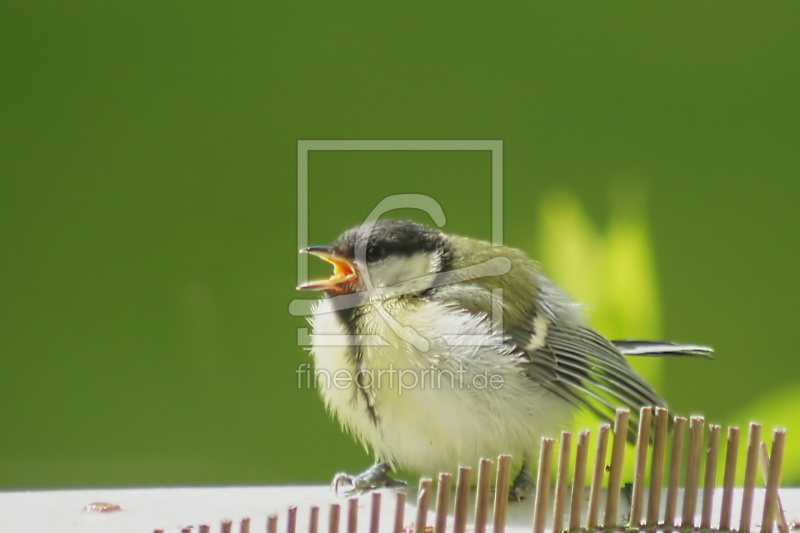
301, 220, 712, 493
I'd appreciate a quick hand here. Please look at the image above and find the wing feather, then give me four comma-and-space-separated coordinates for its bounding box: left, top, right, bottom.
518, 321, 666, 442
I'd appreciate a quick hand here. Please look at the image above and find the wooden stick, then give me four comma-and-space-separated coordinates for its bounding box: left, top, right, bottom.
197, 526, 209, 533
532, 438, 555, 533
267, 516, 278, 533
681, 416, 705, 528
328, 505, 340, 533
759, 442, 787, 533
474, 459, 493, 533
647, 407, 669, 526
587, 424, 610, 529
287, 507, 298, 533
393, 492, 406, 533
309, 507, 320, 533
569, 430, 590, 532
222, 520, 233, 533
740, 422, 763, 532
453, 467, 471, 533
436, 473, 452, 533
369, 493, 381, 533
493, 456, 512, 533
347, 498, 358, 533
719, 427, 740, 531
552, 432, 572, 533
701, 424, 721, 528
604, 409, 630, 528
663, 416, 687, 527
629, 407, 653, 527
415, 480, 432, 533
240, 517, 250, 533
760, 430, 789, 533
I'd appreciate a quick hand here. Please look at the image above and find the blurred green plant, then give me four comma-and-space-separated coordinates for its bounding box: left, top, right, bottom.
535, 183, 798, 485
537, 185, 663, 394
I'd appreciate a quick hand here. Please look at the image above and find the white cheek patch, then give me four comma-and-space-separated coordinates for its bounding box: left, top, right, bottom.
363, 252, 438, 295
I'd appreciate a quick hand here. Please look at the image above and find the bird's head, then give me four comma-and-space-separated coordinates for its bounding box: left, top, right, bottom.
298, 220, 452, 298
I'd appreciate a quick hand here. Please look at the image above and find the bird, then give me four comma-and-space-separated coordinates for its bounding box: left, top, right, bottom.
297, 219, 712, 498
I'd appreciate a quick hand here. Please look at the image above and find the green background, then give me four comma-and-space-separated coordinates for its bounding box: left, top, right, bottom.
1, 2, 799, 489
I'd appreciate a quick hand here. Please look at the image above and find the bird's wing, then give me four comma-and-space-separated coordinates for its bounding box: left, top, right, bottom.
435, 277, 709, 442
511, 319, 667, 442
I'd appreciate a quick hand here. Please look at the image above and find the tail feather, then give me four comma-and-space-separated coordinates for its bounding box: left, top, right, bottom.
612, 340, 714, 360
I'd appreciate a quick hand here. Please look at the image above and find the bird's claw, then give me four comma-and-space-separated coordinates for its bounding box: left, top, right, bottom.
331, 473, 362, 497
331, 463, 408, 497
509, 467, 535, 501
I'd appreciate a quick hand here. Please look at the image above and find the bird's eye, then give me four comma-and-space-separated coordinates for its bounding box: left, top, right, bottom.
366, 245, 385, 263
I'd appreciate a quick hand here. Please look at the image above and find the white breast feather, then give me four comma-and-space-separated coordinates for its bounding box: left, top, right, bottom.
309, 296, 573, 475
308, 299, 382, 452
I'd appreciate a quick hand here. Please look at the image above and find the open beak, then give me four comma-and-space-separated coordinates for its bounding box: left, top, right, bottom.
297, 246, 358, 291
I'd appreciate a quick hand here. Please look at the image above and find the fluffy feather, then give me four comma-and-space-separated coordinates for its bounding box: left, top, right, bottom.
303, 220, 713, 476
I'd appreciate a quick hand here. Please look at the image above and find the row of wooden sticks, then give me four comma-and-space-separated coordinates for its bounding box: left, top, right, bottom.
159, 407, 789, 533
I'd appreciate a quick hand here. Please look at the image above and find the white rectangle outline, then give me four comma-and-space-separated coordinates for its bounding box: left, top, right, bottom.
296, 139, 504, 287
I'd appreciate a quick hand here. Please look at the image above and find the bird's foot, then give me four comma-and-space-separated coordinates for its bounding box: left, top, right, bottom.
509, 467, 535, 501
332, 462, 408, 497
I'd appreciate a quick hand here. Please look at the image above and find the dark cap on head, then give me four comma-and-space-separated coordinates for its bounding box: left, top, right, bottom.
332, 219, 451, 266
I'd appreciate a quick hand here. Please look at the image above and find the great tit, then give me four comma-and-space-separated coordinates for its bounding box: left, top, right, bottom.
297, 219, 711, 498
